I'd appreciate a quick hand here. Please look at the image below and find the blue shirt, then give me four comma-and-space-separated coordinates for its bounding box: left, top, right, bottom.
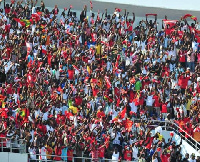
61, 147, 68, 161
27, 55, 34, 63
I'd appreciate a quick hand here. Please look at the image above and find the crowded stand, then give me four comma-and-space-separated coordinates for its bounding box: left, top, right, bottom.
0, 0, 200, 161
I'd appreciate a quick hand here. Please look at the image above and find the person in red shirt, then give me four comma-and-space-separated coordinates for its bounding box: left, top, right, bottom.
178, 73, 189, 94
54, 144, 62, 161
97, 108, 105, 119
74, 94, 83, 106
160, 149, 170, 162
153, 92, 161, 117
161, 100, 169, 119
98, 142, 106, 161
123, 146, 132, 161
90, 145, 99, 162
185, 123, 193, 139
67, 147, 74, 162
68, 69, 74, 81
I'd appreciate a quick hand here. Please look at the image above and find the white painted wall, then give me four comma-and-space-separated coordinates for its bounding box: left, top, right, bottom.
0, 152, 28, 162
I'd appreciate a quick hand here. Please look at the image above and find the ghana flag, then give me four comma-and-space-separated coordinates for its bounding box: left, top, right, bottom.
21, 19, 31, 27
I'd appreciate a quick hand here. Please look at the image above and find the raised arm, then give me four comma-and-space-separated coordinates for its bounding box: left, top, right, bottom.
133, 12, 135, 23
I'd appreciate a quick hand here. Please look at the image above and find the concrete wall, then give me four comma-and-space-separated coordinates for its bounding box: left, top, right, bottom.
0, 152, 28, 162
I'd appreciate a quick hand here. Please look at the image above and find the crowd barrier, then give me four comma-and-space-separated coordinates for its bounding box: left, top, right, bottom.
28, 154, 120, 162
133, 119, 200, 151
0, 137, 26, 153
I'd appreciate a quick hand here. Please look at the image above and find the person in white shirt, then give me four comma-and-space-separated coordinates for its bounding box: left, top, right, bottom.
132, 143, 138, 161
146, 92, 155, 115
28, 144, 37, 161
112, 148, 120, 161
152, 152, 158, 162
39, 146, 47, 161
189, 153, 196, 162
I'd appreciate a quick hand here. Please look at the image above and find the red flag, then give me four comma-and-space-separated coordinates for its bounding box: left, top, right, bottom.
183, 14, 197, 21
92, 88, 99, 97
31, 13, 40, 22
115, 8, 121, 12
163, 20, 178, 28
119, 107, 126, 119
65, 111, 73, 119
145, 13, 157, 17
105, 76, 111, 89
116, 98, 120, 107
13, 18, 25, 26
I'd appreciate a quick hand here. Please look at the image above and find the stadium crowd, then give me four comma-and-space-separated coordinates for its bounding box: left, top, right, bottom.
0, 0, 200, 161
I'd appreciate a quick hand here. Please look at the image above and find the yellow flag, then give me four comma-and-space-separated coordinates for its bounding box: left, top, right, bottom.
2, 102, 5, 108
87, 66, 91, 74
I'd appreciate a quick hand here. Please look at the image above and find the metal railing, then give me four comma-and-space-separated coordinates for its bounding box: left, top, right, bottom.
0, 137, 26, 153
134, 119, 200, 151
28, 154, 127, 162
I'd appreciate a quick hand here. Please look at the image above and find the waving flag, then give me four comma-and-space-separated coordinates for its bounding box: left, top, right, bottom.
183, 14, 197, 21
163, 19, 178, 35
119, 107, 126, 119
146, 13, 157, 17
21, 19, 31, 27
115, 8, 121, 12
13, 18, 26, 26
31, 13, 40, 22
163, 20, 178, 28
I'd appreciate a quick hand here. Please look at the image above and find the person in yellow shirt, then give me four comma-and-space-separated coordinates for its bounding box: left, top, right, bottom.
186, 96, 192, 116
96, 42, 102, 55
45, 144, 53, 160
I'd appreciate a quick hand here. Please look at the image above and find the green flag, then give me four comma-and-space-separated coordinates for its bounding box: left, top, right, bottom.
21, 19, 31, 27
